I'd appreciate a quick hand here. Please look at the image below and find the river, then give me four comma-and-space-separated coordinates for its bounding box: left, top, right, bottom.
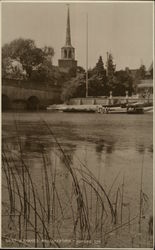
2, 112, 153, 248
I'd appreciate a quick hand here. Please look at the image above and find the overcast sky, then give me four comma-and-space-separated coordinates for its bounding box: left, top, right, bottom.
2, 1, 153, 70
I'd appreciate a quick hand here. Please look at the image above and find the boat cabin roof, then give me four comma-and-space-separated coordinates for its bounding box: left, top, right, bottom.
127, 102, 144, 108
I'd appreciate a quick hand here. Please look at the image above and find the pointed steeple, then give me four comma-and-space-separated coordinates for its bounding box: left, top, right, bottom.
66, 5, 71, 46
58, 5, 77, 71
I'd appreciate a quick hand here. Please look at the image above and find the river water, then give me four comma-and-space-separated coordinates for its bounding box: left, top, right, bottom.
2, 112, 153, 248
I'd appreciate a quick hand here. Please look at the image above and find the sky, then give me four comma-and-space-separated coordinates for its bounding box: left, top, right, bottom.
2, 1, 153, 70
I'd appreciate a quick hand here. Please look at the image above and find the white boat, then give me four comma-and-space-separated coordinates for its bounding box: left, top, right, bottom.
47, 104, 102, 113
47, 104, 67, 112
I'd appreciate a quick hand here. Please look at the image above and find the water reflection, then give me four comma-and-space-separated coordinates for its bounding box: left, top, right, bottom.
2, 113, 153, 181
24, 135, 44, 153
58, 144, 77, 165
136, 143, 153, 155
95, 139, 105, 153
148, 144, 153, 153
137, 144, 145, 154
95, 139, 116, 157
106, 143, 115, 154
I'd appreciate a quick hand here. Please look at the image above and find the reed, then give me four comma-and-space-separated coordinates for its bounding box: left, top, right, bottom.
2, 117, 152, 248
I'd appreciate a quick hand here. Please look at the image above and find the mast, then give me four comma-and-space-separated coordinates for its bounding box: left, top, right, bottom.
86, 13, 88, 98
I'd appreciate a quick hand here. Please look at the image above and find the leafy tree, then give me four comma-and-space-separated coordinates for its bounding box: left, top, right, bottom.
114, 70, 134, 96
2, 57, 11, 78
42, 46, 55, 63
77, 66, 85, 74
23, 47, 44, 77
2, 39, 35, 59
131, 64, 146, 93
2, 38, 55, 78
2, 39, 42, 77
42, 46, 54, 57
2, 57, 27, 80
61, 73, 86, 101
68, 66, 77, 78
136, 64, 146, 80
30, 64, 54, 82
88, 76, 108, 96
30, 62, 68, 85
149, 63, 153, 79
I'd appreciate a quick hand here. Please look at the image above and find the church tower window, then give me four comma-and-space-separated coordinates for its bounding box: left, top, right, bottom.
64, 49, 67, 58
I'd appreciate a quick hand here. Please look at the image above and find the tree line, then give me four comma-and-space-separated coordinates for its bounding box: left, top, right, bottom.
2, 38, 71, 87
62, 54, 147, 101
2, 38, 147, 101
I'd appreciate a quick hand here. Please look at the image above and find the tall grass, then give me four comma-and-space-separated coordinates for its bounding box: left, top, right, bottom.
2, 118, 152, 248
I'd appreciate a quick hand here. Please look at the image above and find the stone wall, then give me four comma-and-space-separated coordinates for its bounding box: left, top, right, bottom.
69, 96, 153, 106
2, 78, 62, 110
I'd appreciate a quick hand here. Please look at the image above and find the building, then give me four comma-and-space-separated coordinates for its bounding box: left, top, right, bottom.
58, 6, 77, 72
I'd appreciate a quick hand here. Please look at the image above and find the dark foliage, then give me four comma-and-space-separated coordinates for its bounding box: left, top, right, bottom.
2, 38, 55, 79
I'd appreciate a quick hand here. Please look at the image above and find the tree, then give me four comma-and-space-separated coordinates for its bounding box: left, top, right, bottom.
88, 75, 108, 96
61, 73, 86, 102
68, 66, 77, 78
106, 53, 116, 83
93, 56, 106, 79
42, 46, 55, 63
2, 39, 43, 78
23, 47, 44, 77
30, 64, 54, 82
2, 38, 55, 78
2, 39, 35, 59
131, 64, 146, 93
136, 64, 146, 80
114, 70, 134, 96
2, 57, 27, 80
77, 66, 85, 74
87, 56, 108, 96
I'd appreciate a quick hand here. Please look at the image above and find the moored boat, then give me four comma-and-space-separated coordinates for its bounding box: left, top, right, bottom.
127, 102, 144, 114
46, 103, 152, 114
47, 104, 102, 113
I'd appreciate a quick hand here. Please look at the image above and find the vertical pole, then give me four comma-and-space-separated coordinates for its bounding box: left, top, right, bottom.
106, 52, 109, 77
86, 13, 88, 98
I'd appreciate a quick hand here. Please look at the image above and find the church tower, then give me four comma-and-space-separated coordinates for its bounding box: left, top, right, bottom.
58, 6, 77, 72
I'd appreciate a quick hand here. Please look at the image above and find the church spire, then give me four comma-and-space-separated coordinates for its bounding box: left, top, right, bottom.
58, 5, 77, 71
66, 5, 71, 46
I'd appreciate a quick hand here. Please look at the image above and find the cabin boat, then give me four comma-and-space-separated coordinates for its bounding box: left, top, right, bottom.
127, 103, 144, 114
